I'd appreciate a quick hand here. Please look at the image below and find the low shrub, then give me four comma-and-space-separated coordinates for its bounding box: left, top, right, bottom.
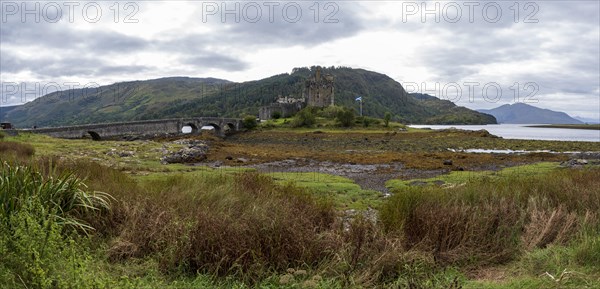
335, 107, 355, 127
356, 116, 380, 127
317, 105, 344, 119
0, 199, 102, 288
260, 120, 278, 129
291, 107, 317, 128
242, 115, 258, 129
0, 162, 112, 288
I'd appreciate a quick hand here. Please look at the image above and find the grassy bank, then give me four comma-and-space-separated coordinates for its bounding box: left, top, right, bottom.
527, 124, 600, 130
2, 131, 600, 288
3, 158, 598, 288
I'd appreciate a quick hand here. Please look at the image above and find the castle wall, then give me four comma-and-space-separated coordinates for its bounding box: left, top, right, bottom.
259, 102, 304, 120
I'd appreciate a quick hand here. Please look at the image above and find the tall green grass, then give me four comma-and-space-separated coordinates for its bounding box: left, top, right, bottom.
0, 162, 114, 288
0, 162, 112, 233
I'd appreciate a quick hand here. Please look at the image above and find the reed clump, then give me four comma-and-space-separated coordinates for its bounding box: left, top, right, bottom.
380, 168, 600, 267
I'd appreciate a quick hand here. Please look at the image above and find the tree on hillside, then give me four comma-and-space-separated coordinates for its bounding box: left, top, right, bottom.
384, 112, 392, 127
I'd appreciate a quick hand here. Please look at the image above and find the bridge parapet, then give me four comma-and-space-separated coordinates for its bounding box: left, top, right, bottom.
16, 117, 243, 140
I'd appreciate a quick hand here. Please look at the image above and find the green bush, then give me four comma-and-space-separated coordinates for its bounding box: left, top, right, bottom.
0, 199, 101, 288
291, 107, 316, 128
260, 120, 277, 129
335, 107, 355, 127
357, 116, 380, 127
317, 105, 344, 119
0, 162, 113, 288
242, 115, 258, 129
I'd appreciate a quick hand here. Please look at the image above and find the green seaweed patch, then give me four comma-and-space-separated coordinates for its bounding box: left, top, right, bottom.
267, 172, 383, 210
386, 162, 560, 190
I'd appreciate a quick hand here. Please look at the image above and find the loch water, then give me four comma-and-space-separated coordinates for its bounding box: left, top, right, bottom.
409, 124, 600, 142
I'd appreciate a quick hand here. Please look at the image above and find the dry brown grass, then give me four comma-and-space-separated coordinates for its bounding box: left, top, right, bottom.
97, 171, 340, 280
107, 198, 179, 260
172, 176, 339, 277
522, 206, 596, 250
381, 168, 600, 268
401, 197, 523, 266
0, 141, 35, 160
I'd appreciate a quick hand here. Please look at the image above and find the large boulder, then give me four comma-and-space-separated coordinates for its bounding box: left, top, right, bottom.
161, 140, 209, 164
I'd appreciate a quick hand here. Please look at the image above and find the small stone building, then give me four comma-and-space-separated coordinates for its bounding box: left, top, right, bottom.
259, 96, 305, 120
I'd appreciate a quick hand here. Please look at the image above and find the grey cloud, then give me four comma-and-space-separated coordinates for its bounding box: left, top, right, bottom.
1, 0, 598, 119
0, 50, 152, 78
1, 17, 149, 53
408, 1, 599, 108
183, 1, 366, 47
183, 54, 248, 71
97, 65, 151, 75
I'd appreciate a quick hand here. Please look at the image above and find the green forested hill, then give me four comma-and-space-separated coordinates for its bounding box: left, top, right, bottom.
4, 67, 496, 127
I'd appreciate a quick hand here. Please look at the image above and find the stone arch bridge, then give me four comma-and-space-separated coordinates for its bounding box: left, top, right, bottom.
17, 117, 244, 140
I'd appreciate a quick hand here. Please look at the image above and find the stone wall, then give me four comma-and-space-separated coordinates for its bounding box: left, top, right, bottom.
17, 117, 243, 139
259, 102, 304, 120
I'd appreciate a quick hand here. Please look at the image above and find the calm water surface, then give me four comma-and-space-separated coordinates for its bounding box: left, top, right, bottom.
410, 124, 600, 142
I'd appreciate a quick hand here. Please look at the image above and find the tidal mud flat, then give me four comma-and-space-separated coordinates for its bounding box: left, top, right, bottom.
245, 159, 410, 194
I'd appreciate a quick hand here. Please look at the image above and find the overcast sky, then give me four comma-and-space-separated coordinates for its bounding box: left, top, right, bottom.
1, 0, 599, 120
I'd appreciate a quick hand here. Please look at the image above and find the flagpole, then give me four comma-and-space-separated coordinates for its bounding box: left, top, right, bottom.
360, 99, 363, 116
356, 96, 363, 117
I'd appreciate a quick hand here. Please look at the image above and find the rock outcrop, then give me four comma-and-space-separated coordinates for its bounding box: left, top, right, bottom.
161, 139, 209, 164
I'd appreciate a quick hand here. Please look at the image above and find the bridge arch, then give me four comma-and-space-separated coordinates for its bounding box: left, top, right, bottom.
202, 123, 221, 135
87, 131, 102, 141
223, 122, 236, 135
181, 123, 198, 134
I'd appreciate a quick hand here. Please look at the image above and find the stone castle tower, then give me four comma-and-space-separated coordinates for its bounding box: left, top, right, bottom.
304, 67, 334, 107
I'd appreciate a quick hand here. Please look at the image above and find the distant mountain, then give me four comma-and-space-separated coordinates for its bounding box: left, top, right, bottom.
478, 103, 583, 124
574, 116, 600, 124
3, 77, 232, 127
3, 67, 496, 128
0, 105, 21, 122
